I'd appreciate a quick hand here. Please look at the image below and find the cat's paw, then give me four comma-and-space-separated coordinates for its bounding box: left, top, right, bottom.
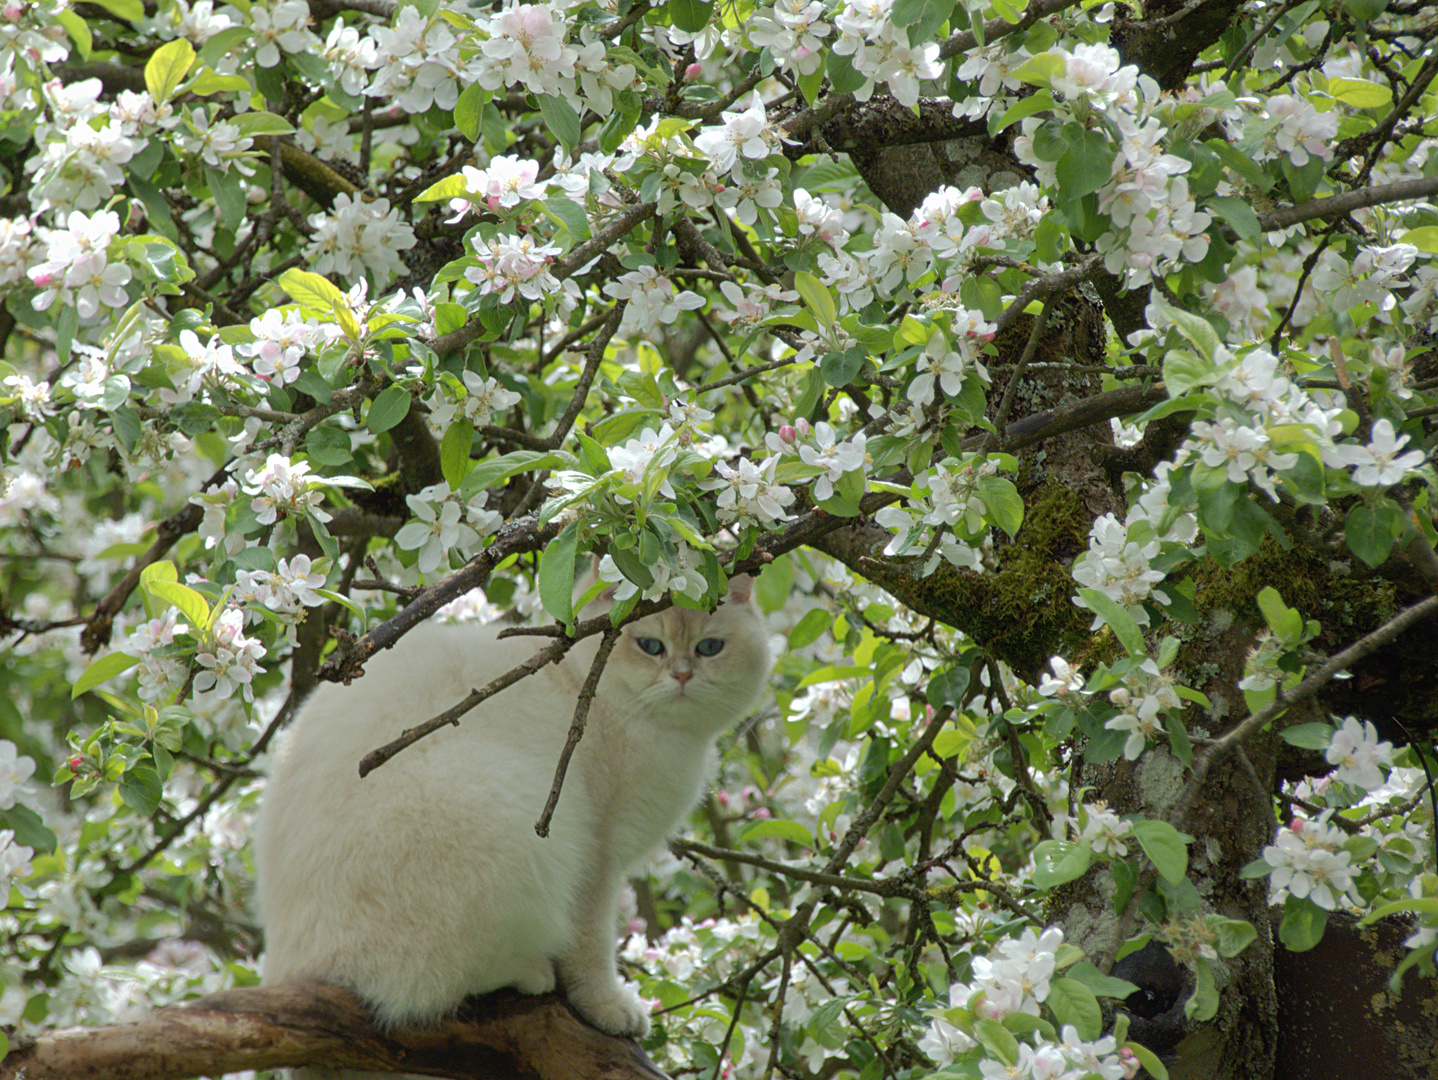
570, 980, 651, 1038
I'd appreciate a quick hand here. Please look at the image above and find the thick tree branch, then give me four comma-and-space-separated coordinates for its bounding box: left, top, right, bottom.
0, 982, 669, 1080
1257, 176, 1438, 231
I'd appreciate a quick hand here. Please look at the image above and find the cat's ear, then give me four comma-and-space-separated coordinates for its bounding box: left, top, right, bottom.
724, 574, 756, 606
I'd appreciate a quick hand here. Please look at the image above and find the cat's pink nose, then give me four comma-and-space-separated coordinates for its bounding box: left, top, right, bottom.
673, 670, 692, 685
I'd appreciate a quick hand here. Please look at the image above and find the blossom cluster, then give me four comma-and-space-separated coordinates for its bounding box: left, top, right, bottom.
1261, 815, 1364, 911
1071, 514, 1170, 629
394, 481, 498, 574
305, 194, 417, 288
239, 453, 332, 527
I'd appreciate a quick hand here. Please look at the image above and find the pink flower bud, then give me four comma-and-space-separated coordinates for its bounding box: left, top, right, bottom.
68, 754, 84, 773
2, 4, 23, 23
778, 424, 796, 444
716, 790, 730, 806
795, 417, 811, 438
684, 62, 702, 80
1289, 818, 1304, 832
752, 806, 771, 819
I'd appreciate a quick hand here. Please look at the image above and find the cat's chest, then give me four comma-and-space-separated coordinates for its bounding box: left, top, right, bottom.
578, 712, 714, 855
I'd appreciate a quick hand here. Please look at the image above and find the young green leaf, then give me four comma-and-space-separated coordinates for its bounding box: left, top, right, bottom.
538, 522, 580, 627
145, 37, 194, 104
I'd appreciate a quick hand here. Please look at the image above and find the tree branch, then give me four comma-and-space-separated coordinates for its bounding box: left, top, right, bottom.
535, 626, 623, 836
0, 982, 670, 1080
1257, 176, 1438, 231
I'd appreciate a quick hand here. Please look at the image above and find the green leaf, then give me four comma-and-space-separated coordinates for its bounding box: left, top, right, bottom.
1132, 820, 1190, 884
1213, 917, 1257, 957
1345, 502, 1402, 567
146, 579, 211, 630
740, 818, 815, 847
992, 90, 1057, 134
1164, 712, 1193, 768
1125, 1041, 1169, 1080
788, 608, 832, 649
367, 386, 412, 434
973, 1017, 1019, 1065
926, 665, 971, 709
609, 546, 654, 591
454, 82, 487, 141
204, 165, 246, 233
277, 268, 348, 317
1152, 298, 1221, 363
1064, 961, 1140, 1001
187, 67, 250, 96
976, 475, 1023, 536
537, 94, 582, 153
669, 0, 715, 32
118, 765, 163, 817
416, 173, 470, 204
1326, 76, 1391, 109
314, 588, 365, 621
1048, 977, 1102, 1039
228, 111, 297, 137
826, 47, 867, 94
1010, 52, 1066, 90
544, 195, 592, 243
1186, 959, 1219, 1021
461, 450, 570, 498
1111, 857, 1138, 912
815, 466, 865, 516
55, 8, 91, 59
819, 346, 865, 388
1205, 195, 1261, 242
0, 804, 57, 854
305, 425, 351, 466
88, 0, 145, 22
441, 419, 475, 489
890, 0, 955, 44
1032, 840, 1092, 888
1078, 588, 1145, 657
1280, 722, 1333, 750
145, 37, 195, 104
538, 521, 580, 627
793, 270, 838, 330
1256, 586, 1302, 639
72, 653, 143, 699
1055, 126, 1115, 199
1360, 896, 1438, 924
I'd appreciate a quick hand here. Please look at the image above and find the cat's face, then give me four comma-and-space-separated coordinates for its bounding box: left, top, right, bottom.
604, 577, 770, 733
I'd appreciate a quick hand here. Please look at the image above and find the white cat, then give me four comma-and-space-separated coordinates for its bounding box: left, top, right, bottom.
254, 575, 770, 1060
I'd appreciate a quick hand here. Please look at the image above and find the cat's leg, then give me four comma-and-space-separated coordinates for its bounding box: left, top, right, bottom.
508, 957, 558, 995
555, 876, 650, 1038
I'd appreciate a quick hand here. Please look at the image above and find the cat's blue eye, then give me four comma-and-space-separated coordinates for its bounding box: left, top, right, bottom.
695, 638, 724, 657
636, 637, 665, 656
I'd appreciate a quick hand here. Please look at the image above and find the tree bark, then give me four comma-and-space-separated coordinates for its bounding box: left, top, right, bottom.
0, 982, 671, 1080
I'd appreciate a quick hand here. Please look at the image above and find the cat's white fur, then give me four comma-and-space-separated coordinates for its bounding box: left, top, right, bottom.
254, 576, 770, 1053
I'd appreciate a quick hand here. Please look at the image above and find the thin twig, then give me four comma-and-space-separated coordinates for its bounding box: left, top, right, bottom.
358, 636, 572, 779
534, 627, 622, 837
988, 294, 1054, 453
